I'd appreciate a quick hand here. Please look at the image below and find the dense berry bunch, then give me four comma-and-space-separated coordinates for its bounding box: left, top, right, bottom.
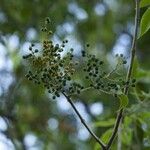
23, 40, 80, 99
80, 51, 136, 95
23, 18, 136, 99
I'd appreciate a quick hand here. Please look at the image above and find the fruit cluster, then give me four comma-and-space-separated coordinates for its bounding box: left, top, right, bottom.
23, 18, 136, 99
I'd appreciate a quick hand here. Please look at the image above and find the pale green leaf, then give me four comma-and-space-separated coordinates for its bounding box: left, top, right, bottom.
94, 143, 104, 150
141, 91, 150, 98
136, 69, 150, 83
118, 94, 129, 109
121, 117, 133, 145
94, 143, 100, 150
139, 8, 150, 37
140, 0, 150, 8
94, 118, 115, 127
101, 128, 113, 143
94, 128, 113, 150
121, 127, 132, 145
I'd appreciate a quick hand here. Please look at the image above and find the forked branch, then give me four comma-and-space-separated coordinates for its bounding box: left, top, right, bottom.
62, 0, 140, 149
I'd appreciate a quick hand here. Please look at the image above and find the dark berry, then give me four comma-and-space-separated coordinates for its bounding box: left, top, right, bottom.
35, 49, 39, 53
123, 60, 127, 64
52, 96, 56, 99
31, 43, 35, 47
99, 61, 104, 65
120, 54, 123, 57
29, 47, 32, 51
132, 84, 136, 87
132, 79, 136, 83
86, 44, 90, 47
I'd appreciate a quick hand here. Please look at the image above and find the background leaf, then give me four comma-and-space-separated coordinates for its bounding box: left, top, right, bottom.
140, 0, 150, 8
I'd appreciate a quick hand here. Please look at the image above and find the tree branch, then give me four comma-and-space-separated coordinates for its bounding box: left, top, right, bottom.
62, 92, 106, 149
106, 0, 140, 149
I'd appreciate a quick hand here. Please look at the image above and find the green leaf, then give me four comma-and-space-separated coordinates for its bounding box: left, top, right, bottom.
121, 117, 133, 145
136, 69, 150, 83
141, 91, 150, 98
140, 0, 150, 8
94, 118, 115, 127
139, 8, 150, 37
101, 128, 113, 143
94, 128, 113, 150
94, 143, 99, 150
121, 127, 132, 145
118, 94, 128, 109
135, 120, 144, 143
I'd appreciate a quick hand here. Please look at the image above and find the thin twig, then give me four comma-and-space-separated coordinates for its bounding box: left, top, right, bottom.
1, 116, 19, 149
104, 62, 119, 78
106, 0, 140, 149
62, 92, 106, 149
70, 86, 112, 96
117, 119, 122, 150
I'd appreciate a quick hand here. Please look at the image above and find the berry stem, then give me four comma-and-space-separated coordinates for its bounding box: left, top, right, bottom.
62, 92, 106, 149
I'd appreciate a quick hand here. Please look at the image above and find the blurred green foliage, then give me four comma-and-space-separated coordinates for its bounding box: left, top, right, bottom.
0, 0, 150, 150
